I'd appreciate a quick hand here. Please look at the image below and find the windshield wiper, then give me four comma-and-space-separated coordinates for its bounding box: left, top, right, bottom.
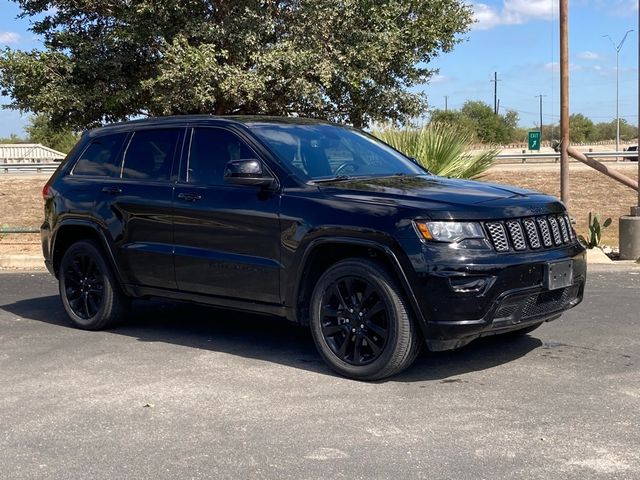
311, 175, 354, 184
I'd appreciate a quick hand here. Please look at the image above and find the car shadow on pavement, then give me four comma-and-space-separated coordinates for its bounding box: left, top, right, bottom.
2, 295, 543, 382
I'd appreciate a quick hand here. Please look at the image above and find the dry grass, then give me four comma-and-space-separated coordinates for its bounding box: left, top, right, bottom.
483, 167, 637, 247
0, 176, 45, 255
1, 166, 638, 255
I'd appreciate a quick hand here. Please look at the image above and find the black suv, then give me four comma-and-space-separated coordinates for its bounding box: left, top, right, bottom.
42, 116, 586, 380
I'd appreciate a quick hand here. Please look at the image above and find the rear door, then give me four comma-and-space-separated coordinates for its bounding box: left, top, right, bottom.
95, 127, 183, 289
173, 126, 281, 303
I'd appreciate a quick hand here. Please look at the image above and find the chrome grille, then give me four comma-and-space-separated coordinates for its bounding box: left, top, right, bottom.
522, 218, 541, 249
486, 222, 509, 252
485, 214, 575, 252
506, 220, 527, 251
557, 215, 570, 243
548, 217, 563, 245
537, 217, 554, 247
563, 214, 576, 241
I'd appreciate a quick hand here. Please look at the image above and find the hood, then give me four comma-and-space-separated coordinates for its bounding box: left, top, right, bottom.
317, 175, 565, 220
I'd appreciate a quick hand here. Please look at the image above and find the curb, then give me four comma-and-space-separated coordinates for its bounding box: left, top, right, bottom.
0, 255, 46, 270
585, 248, 614, 264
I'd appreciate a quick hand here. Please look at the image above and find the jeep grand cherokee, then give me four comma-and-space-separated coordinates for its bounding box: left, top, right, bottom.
41, 116, 586, 380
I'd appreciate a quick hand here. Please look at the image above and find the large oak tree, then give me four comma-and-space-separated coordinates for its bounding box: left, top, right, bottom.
0, 0, 473, 129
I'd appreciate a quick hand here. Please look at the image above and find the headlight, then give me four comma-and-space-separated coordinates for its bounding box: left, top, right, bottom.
415, 221, 485, 243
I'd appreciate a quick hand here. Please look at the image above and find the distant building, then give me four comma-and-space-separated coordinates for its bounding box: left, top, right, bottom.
0, 144, 66, 164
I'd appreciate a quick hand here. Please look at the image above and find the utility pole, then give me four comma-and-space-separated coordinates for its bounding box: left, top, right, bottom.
604, 30, 634, 159
444, 96, 448, 113
559, 0, 569, 205
535, 94, 546, 143
617, 3, 640, 260
491, 72, 500, 114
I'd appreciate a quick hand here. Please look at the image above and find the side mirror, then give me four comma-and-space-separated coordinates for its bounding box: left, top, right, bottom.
223, 159, 276, 188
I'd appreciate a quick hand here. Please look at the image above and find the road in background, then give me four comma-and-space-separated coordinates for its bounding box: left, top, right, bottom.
0, 267, 639, 479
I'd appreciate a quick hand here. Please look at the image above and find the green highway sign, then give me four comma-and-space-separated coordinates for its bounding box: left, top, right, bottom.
528, 131, 541, 151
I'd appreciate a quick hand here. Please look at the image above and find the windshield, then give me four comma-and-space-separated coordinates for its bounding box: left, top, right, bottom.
248, 123, 425, 181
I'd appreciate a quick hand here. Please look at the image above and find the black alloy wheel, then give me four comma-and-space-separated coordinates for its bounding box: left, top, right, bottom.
320, 276, 389, 366
63, 252, 104, 320
310, 258, 421, 381
59, 240, 129, 330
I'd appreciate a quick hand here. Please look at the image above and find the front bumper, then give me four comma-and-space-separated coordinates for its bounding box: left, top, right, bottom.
404, 241, 587, 351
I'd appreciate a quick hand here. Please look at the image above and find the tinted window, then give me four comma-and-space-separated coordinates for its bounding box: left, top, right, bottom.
187, 128, 254, 185
122, 129, 181, 181
249, 124, 424, 180
73, 133, 127, 177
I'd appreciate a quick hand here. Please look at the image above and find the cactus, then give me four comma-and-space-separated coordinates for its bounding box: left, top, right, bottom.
579, 212, 612, 249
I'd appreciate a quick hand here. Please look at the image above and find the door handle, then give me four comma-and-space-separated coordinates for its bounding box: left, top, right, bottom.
101, 186, 122, 195
177, 192, 202, 202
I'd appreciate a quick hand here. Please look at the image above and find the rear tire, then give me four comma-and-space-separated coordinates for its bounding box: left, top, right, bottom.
309, 258, 421, 381
59, 240, 129, 330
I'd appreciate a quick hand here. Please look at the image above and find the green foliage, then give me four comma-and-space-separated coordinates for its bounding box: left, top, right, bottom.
0, 133, 27, 143
429, 101, 519, 144
25, 114, 80, 153
569, 113, 595, 143
533, 118, 637, 144
373, 123, 498, 179
592, 119, 637, 142
579, 212, 612, 249
0, 0, 473, 130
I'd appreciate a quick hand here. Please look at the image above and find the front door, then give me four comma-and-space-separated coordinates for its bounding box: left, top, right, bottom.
173, 127, 281, 304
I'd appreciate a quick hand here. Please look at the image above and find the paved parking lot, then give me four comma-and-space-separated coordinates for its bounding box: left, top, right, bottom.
1, 266, 639, 479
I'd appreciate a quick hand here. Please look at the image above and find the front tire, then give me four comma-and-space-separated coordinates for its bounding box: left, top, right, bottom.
309, 258, 421, 380
59, 240, 129, 330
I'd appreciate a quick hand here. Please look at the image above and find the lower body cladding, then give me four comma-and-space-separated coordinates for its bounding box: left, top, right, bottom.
413, 249, 587, 351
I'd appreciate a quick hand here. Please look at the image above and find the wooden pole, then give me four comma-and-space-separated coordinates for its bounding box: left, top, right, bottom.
566, 146, 638, 192
560, 0, 570, 206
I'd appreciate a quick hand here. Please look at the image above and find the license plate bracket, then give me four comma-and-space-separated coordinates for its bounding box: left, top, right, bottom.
544, 260, 573, 290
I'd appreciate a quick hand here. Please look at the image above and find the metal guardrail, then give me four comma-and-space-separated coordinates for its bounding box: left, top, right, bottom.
1, 163, 60, 173
495, 151, 638, 163
2, 153, 638, 173
1, 227, 40, 234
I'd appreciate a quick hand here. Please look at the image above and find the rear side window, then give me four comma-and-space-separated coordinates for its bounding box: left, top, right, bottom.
187, 128, 255, 186
122, 129, 181, 181
73, 133, 127, 177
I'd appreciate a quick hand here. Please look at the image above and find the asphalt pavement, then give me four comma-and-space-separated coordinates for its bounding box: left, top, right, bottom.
1, 266, 639, 479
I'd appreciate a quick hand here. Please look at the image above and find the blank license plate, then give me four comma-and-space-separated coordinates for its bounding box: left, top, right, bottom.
545, 260, 573, 290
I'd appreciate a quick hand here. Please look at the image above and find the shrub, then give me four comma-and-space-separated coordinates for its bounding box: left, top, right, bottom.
373, 123, 498, 179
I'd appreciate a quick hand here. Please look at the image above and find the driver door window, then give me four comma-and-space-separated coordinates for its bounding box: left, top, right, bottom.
187, 128, 254, 186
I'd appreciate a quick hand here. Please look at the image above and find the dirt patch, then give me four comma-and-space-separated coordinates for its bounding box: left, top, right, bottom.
0, 176, 46, 256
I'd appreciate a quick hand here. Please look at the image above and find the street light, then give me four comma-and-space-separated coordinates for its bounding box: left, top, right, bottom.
604, 29, 634, 157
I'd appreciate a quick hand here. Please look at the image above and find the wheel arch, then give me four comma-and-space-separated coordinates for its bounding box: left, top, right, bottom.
290, 237, 427, 333
51, 220, 127, 287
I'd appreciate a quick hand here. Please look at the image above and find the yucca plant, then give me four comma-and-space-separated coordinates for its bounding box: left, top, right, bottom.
373, 123, 498, 179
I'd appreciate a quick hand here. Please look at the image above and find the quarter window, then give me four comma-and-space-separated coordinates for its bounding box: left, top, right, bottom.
122, 129, 181, 181
187, 128, 255, 186
73, 133, 127, 177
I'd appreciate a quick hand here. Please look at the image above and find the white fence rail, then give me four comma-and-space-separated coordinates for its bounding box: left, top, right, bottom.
495, 151, 637, 163
1, 163, 60, 174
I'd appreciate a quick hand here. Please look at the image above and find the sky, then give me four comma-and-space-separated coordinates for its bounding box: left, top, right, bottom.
0, 0, 638, 137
